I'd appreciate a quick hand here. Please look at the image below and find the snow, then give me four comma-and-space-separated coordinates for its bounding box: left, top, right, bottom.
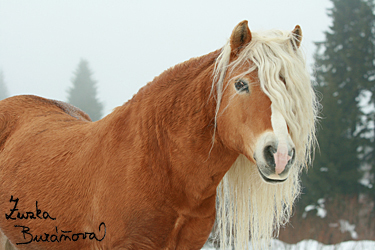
202, 239, 375, 250
338, 220, 358, 239
359, 162, 374, 189
302, 198, 327, 219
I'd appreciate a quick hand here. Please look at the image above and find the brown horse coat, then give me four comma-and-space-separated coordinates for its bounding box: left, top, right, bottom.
0, 49, 243, 249
0, 20, 316, 250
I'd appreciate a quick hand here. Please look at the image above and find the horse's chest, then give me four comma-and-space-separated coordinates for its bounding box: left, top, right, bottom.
114, 212, 212, 250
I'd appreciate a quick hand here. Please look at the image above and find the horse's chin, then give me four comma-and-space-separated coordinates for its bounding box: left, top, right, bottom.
257, 166, 288, 184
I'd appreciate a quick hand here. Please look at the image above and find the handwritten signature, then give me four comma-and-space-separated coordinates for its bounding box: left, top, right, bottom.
6, 195, 56, 221
14, 223, 106, 245
5, 196, 106, 245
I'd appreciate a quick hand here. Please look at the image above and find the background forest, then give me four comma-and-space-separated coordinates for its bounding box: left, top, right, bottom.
280, 0, 375, 243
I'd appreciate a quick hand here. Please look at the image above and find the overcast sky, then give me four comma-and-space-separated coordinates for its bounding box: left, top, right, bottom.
0, 0, 332, 116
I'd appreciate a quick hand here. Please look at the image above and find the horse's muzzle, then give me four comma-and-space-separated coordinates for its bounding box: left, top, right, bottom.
253, 132, 296, 183
257, 146, 295, 183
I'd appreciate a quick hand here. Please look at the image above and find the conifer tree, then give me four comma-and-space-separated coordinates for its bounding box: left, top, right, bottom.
0, 70, 9, 100
67, 60, 103, 121
300, 0, 375, 206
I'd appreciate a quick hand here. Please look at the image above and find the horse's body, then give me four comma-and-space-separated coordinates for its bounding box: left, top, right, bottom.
0, 21, 317, 249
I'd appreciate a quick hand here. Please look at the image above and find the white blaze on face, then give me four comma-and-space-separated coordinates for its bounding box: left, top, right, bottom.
271, 104, 291, 174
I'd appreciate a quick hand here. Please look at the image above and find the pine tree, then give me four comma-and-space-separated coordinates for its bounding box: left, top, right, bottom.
67, 59, 103, 121
0, 70, 9, 100
300, 0, 375, 206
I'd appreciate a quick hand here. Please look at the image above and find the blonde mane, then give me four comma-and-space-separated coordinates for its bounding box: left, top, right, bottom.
213, 30, 318, 249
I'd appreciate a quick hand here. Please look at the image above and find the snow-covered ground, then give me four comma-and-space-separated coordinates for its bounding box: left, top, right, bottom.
202, 239, 375, 250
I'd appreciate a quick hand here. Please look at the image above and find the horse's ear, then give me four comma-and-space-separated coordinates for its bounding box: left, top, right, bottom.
230, 20, 252, 53
291, 25, 302, 49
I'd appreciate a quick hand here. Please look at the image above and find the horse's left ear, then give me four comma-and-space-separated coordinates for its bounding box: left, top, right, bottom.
291, 25, 302, 49
230, 20, 252, 53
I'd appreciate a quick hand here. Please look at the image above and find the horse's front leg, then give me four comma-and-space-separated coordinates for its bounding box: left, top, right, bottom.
172, 214, 215, 250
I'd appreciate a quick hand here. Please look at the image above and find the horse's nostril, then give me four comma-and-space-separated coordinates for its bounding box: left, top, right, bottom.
287, 148, 296, 165
262, 145, 294, 173
264, 145, 276, 167
288, 148, 295, 160
269, 145, 277, 154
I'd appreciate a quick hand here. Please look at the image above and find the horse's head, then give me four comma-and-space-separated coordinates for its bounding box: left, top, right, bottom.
214, 21, 316, 184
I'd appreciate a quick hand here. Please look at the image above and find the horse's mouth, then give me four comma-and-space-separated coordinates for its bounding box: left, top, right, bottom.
257, 167, 287, 184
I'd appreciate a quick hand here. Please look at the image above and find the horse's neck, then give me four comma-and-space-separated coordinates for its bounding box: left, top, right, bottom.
100, 50, 237, 209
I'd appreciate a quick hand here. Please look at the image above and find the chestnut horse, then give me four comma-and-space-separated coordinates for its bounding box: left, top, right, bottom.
0, 21, 317, 250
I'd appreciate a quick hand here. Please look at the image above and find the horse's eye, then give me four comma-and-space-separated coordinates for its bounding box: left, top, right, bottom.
234, 80, 249, 93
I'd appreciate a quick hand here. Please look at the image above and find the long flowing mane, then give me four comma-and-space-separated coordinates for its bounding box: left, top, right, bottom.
213, 30, 319, 249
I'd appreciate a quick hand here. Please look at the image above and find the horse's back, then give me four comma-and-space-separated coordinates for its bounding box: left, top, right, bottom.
0, 95, 91, 149
0, 95, 91, 123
